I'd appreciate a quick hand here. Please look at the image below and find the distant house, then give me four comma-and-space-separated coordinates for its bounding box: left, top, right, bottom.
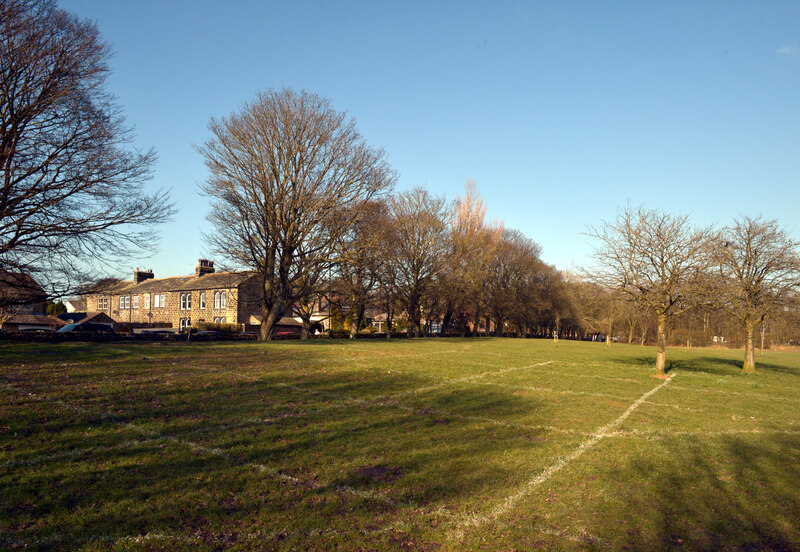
0, 272, 61, 331
81, 260, 264, 331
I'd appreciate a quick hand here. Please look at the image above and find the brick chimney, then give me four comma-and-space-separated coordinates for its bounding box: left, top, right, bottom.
133, 267, 154, 284
196, 259, 215, 277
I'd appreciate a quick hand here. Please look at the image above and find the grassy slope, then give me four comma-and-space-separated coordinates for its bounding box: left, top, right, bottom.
1, 339, 799, 551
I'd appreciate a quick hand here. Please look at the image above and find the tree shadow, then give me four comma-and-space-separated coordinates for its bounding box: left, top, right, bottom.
612, 354, 799, 376
1, 343, 556, 551
618, 433, 800, 551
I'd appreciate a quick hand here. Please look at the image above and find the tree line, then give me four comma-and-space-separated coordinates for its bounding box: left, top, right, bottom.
3, 2, 799, 376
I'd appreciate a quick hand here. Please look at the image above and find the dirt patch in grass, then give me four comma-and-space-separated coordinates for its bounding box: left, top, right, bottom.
354, 465, 404, 483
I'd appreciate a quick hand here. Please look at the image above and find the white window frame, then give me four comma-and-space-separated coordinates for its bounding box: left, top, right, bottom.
119, 296, 130, 309
98, 297, 108, 310
144, 294, 150, 309
132, 295, 139, 309
180, 292, 192, 310
199, 292, 206, 309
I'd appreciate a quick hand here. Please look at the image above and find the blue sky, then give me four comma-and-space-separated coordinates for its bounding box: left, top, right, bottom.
60, 0, 800, 279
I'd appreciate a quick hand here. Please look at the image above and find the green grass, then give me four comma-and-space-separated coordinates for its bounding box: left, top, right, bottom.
2, 338, 799, 551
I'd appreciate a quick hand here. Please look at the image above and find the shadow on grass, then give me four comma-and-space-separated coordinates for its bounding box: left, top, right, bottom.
0, 343, 552, 551
618, 433, 800, 551
612, 353, 800, 376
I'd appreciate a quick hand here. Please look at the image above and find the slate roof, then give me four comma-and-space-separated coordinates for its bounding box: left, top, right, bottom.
90, 272, 257, 295
58, 311, 116, 325
4, 314, 65, 327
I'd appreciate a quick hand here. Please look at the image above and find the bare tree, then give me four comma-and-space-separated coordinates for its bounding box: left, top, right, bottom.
386, 187, 448, 337
438, 181, 500, 336
484, 228, 543, 336
332, 200, 390, 338
586, 205, 715, 376
198, 88, 395, 340
0, 0, 173, 305
715, 216, 800, 373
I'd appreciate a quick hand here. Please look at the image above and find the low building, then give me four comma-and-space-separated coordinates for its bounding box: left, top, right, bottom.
82, 260, 263, 330
0, 271, 58, 331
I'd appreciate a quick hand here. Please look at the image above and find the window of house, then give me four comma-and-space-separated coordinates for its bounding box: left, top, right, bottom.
199, 292, 206, 309
144, 294, 150, 309
154, 294, 166, 308
214, 291, 227, 309
179, 318, 191, 331
180, 292, 192, 310
119, 296, 130, 309
213, 316, 227, 324
98, 297, 108, 310
132, 295, 139, 309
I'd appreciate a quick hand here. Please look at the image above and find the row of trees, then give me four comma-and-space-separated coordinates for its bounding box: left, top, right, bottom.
197, 88, 575, 341
198, 88, 800, 378
587, 206, 800, 375
3, 2, 798, 376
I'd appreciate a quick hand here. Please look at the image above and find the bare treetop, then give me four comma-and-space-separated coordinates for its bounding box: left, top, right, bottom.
586, 205, 715, 375
716, 215, 800, 372
198, 88, 395, 339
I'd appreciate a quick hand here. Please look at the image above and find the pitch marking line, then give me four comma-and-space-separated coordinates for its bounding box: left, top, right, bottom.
0, 437, 168, 470
669, 384, 800, 404
448, 374, 674, 540
0, 382, 397, 506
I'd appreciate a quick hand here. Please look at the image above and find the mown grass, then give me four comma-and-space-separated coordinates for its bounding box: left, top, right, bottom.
1, 338, 799, 551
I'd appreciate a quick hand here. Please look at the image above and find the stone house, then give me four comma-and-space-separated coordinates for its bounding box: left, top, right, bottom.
83, 260, 263, 330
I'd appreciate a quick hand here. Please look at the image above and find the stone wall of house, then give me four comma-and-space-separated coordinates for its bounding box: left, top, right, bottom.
86, 288, 247, 329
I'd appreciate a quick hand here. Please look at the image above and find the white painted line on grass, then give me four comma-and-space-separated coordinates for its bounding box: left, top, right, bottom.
0, 437, 167, 469
669, 384, 800, 404
0, 382, 398, 505
476, 380, 633, 401
606, 428, 800, 439
448, 374, 674, 540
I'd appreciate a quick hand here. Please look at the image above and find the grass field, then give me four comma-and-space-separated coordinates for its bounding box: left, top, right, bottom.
2, 338, 800, 551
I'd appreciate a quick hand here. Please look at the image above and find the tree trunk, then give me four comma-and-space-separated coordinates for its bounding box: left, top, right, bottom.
743, 320, 756, 374
441, 303, 453, 336
654, 312, 667, 376
759, 323, 766, 356
606, 320, 612, 348
472, 303, 481, 337
260, 304, 283, 341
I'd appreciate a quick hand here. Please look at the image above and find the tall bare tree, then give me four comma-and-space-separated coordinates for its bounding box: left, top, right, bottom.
332, 200, 390, 338
715, 216, 800, 373
0, 0, 172, 305
386, 187, 448, 337
198, 88, 395, 340
484, 228, 543, 336
439, 181, 500, 335
587, 205, 715, 376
